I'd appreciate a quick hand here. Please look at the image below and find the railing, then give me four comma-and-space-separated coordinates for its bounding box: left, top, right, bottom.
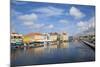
81, 40, 95, 50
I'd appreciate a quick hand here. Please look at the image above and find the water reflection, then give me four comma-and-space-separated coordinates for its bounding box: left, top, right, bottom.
11, 41, 95, 66
11, 42, 68, 57
43, 41, 69, 48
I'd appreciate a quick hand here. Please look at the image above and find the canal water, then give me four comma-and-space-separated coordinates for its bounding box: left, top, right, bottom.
11, 41, 95, 66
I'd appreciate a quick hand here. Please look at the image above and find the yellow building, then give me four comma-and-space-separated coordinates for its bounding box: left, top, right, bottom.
49, 32, 58, 41
60, 32, 68, 42
23, 33, 44, 43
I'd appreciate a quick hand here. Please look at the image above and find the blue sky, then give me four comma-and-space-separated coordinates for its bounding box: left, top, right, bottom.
11, 0, 95, 36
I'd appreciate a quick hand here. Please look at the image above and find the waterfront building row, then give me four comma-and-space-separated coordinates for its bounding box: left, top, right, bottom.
11, 32, 68, 47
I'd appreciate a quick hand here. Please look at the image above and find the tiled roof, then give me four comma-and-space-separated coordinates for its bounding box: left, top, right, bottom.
24, 33, 43, 37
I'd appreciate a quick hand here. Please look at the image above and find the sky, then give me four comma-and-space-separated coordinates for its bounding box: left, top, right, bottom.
11, 0, 95, 36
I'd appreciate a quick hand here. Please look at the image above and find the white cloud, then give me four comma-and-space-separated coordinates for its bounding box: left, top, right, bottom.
24, 23, 45, 29
69, 6, 85, 19
33, 6, 64, 17
47, 24, 54, 29
22, 21, 34, 26
88, 17, 95, 28
17, 13, 46, 29
23, 22, 45, 29
28, 24, 54, 30
33, 23, 45, 29
77, 21, 85, 27
18, 13, 54, 30
18, 13, 38, 22
77, 21, 88, 31
59, 19, 68, 24
77, 16, 95, 31
18, 13, 39, 28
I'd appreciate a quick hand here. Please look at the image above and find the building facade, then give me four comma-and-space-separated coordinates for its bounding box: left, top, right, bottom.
23, 33, 44, 43
11, 32, 23, 46
49, 32, 58, 41
60, 32, 68, 42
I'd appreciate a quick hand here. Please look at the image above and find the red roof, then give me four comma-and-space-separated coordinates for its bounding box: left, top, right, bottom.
24, 33, 43, 37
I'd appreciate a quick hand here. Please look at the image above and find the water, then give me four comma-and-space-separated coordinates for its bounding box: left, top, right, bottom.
11, 41, 95, 66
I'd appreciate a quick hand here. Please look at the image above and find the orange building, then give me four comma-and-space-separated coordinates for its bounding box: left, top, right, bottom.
23, 33, 44, 43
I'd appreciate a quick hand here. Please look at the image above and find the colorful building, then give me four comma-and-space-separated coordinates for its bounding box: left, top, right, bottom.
11, 32, 68, 48
60, 32, 68, 42
23, 33, 44, 44
11, 32, 23, 46
49, 32, 58, 41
